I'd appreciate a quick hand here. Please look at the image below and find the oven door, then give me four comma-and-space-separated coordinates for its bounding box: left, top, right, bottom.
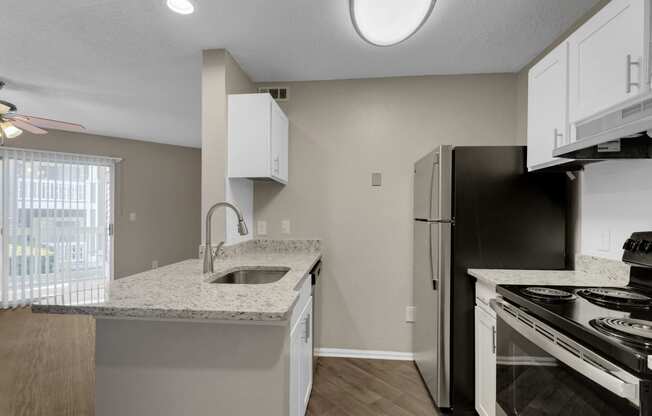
491, 298, 648, 416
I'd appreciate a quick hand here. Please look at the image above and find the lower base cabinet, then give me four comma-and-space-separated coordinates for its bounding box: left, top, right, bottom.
290, 296, 313, 416
475, 304, 497, 416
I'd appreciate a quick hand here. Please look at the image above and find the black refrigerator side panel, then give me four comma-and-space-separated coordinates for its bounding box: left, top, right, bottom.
450, 146, 567, 412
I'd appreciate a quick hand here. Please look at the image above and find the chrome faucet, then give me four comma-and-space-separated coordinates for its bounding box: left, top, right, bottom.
203, 201, 249, 273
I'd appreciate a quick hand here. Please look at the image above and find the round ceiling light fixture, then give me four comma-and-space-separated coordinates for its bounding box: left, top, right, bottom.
350, 0, 435, 47
166, 0, 195, 15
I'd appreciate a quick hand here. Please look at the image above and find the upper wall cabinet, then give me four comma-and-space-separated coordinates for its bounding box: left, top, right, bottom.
527, 42, 569, 171
527, 0, 651, 170
568, 0, 648, 132
228, 93, 289, 184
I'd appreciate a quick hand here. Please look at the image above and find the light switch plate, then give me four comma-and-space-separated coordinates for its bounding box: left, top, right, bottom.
257, 220, 268, 236
372, 172, 382, 187
129, 212, 137, 222
281, 219, 291, 234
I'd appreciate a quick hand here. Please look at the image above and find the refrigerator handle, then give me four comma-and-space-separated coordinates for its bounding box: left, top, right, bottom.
429, 222, 437, 291
435, 223, 441, 291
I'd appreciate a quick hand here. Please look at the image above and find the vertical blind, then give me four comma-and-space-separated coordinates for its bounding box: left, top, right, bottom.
0, 148, 115, 309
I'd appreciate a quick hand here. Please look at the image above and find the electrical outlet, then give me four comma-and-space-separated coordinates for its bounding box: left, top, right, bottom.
152, 260, 159, 269
129, 212, 137, 222
281, 219, 291, 235
406, 306, 416, 323
257, 220, 268, 236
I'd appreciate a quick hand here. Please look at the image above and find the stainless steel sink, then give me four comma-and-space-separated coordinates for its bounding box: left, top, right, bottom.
211, 267, 290, 284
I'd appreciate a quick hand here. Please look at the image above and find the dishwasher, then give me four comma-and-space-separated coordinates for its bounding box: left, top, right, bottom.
310, 260, 321, 371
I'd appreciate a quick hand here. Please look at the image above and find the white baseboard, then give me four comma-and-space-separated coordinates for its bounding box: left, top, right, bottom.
315, 348, 414, 361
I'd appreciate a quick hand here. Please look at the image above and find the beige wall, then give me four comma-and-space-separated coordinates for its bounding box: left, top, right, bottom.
201, 49, 255, 244
253, 75, 519, 352
10, 131, 201, 279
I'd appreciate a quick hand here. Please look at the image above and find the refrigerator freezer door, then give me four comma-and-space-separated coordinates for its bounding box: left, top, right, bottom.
413, 151, 439, 220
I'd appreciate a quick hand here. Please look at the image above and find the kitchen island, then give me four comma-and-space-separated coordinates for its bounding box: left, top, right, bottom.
34, 239, 321, 416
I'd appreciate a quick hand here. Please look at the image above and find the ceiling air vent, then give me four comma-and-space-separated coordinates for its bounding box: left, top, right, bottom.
258, 87, 288, 101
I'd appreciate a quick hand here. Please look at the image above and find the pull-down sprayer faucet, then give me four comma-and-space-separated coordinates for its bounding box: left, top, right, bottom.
203, 201, 248, 274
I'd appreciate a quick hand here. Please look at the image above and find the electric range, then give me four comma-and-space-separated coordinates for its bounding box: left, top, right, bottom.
497, 284, 652, 376
491, 232, 652, 416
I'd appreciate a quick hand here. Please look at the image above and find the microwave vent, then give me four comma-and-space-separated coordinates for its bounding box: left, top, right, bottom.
622, 103, 643, 119
644, 98, 652, 111
576, 98, 652, 142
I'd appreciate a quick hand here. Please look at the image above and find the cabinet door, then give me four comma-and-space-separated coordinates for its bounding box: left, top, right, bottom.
280, 115, 289, 182
475, 306, 496, 416
568, 0, 646, 126
270, 101, 287, 183
290, 296, 312, 416
289, 310, 302, 416
527, 42, 569, 170
301, 297, 313, 415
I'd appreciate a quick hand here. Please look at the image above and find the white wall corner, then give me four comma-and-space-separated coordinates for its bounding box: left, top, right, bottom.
580, 161, 652, 260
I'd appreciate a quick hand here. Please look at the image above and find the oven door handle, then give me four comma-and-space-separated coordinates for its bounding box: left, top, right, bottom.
491, 298, 642, 407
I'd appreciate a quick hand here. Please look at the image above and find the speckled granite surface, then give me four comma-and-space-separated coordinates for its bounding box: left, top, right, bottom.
33, 239, 321, 321
468, 255, 630, 287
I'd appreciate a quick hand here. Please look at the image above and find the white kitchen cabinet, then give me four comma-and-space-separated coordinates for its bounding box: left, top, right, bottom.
475, 280, 497, 416
568, 0, 648, 132
527, 42, 569, 171
290, 296, 313, 416
228, 93, 289, 184
475, 305, 496, 416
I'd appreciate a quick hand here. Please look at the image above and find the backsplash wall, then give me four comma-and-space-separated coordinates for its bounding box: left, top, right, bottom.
580, 160, 652, 260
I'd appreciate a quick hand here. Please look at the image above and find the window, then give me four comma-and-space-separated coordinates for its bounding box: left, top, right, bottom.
0, 149, 116, 308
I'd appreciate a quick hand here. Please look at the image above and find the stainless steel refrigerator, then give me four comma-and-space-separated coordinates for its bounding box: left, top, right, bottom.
413, 145, 567, 413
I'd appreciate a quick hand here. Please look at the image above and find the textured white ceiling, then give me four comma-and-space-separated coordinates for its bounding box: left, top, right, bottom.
1, 0, 599, 148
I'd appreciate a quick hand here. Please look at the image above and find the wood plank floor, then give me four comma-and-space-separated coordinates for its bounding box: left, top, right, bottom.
308, 357, 439, 416
0, 309, 439, 416
0, 308, 95, 416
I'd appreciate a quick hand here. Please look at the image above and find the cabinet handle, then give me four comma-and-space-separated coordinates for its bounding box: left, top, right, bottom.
304, 314, 311, 343
492, 326, 496, 354
553, 128, 564, 148
626, 54, 641, 94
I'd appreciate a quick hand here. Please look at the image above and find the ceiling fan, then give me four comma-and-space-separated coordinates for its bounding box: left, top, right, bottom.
0, 81, 85, 145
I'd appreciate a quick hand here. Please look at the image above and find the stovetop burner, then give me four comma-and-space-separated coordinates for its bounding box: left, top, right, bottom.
575, 288, 652, 309
590, 317, 652, 349
521, 286, 576, 302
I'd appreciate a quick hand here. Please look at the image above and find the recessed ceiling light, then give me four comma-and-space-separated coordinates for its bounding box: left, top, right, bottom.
167, 0, 195, 15
350, 0, 435, 47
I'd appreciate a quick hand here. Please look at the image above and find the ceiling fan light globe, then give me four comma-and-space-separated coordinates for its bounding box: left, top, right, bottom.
0, 122, 23, 139
166, 0, 195, 15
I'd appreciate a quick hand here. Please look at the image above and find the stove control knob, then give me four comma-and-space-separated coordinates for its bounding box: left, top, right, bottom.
641, 240, 652, 253
623, 238, 637, 250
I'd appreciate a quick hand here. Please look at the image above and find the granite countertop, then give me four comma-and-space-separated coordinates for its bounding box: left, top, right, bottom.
33, 239, 321, 322
468, 255, 630, 287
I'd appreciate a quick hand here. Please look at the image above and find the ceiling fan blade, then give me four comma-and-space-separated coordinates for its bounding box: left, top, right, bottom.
8, 119, 48, 135
0, 102, 10, 115
12, 115, 85, 132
